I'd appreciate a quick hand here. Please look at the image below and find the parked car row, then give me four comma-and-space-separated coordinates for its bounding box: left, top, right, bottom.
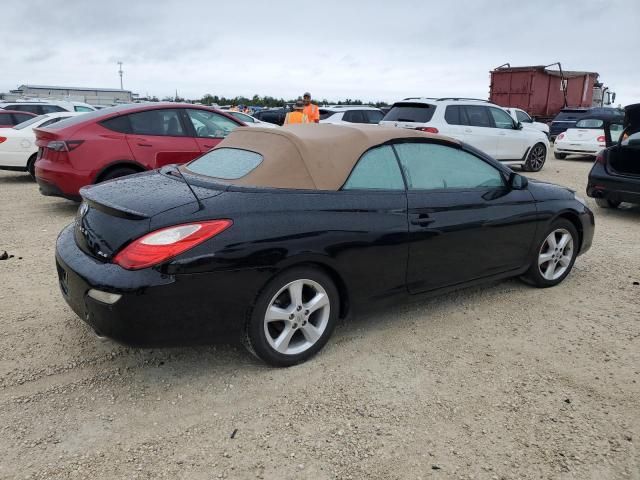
0, 112, 84, 177
0, 99, 96, 114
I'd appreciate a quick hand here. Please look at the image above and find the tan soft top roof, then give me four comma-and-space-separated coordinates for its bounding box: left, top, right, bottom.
197, 124, 459, 190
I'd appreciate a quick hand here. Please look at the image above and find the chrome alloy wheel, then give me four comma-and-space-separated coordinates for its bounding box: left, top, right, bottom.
263, 279, 330, 355
528, 144, 546, 170
538, 228, 574, 281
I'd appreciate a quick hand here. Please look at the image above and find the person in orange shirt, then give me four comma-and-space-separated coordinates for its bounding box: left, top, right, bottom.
284, 99, 309, 125
302, 92, 319, 123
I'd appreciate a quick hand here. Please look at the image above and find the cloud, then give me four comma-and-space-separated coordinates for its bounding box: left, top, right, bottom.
1, 0, 638, 104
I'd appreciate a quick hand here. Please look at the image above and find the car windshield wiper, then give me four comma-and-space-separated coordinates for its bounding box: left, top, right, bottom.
168, 165, 204, 211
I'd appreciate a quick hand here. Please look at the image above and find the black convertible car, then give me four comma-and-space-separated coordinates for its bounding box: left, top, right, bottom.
56, 124, 594, 366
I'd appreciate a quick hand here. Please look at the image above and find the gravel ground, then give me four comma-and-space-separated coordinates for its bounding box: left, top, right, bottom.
1, 153, 639, 480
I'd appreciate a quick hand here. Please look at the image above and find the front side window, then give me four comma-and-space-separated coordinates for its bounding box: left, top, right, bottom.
489, 107, 515, 129
394, 142, 504, 191
343, 145, 404, 190
464, 106, 492, 128
74, 105, 94, 112
186, 109, 239, 138
516, 110, 532, 123
187, 148, 262, 179
229, 111, 254, 123
128, 109, 186, 136
365, 110, 384, 124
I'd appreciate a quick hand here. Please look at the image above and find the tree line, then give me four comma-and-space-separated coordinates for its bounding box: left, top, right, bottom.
144, 93, 389, 108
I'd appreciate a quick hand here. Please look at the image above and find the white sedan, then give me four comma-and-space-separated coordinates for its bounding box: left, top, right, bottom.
226, 111, 278, 128
0, 112, 84, 178
553, 118, 623, 159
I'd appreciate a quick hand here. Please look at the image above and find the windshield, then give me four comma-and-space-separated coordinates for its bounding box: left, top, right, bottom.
186, 148, 263, 179
13, 114, 48, 130
383, 103, 435, 123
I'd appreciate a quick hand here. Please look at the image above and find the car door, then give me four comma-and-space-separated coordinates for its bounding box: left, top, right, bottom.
339, 144, 409, 301
460, 105, 498, 157
488, 106, 527, 160
393, 141, 538, 293
184, 109, 241, 152
125, 108, 201, 168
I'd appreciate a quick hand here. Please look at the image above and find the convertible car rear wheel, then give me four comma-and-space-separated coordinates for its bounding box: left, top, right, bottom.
522, 219, 578, 288
244, 267, 339, 367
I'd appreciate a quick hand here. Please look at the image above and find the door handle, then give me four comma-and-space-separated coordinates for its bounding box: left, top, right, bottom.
137, 142, 153, 147
410, 215, 435, 226
203, 144, 215, 149
464, 128, 472, 133
498, 131, 507, 136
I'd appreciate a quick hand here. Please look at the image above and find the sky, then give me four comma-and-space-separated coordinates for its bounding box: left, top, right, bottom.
2, 0, 639, 105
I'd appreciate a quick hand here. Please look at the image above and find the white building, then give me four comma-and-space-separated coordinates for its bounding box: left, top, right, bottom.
1, 84, 138, 106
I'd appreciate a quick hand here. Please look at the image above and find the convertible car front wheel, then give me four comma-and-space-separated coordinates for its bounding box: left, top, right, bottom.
244, 267, 339, 367
522, 219, 579, 288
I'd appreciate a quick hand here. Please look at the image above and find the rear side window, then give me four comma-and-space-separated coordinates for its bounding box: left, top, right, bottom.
101, 115, 132, 133
13, 115, 47, 130
39, 117, 70, 128
464, 106, 492, 128
575, 119, 604, 128
444, 105, 467, 125
187, 148, 262, 179
6, 104, 41, 114
74, 105, 94, 112
383, 103, 435, 123
0, 113, 11, 124
343, 110, 367, 123
129, 109, 186, 136
343, 145, 404, 190
41, 105, 66, 113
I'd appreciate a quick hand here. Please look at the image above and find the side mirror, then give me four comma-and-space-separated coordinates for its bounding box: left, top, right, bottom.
509, 172, 528, 189
514, 121, 523, 130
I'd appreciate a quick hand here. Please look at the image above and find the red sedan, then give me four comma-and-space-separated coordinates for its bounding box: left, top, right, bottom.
34, 103, 244, 200
0, 110, 37, 128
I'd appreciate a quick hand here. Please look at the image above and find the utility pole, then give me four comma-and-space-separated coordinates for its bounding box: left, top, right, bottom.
118, 62, 124, 90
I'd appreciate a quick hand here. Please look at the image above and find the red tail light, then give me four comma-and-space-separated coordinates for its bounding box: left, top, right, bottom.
0, 137, 6, 144
597, 135, 606, 144
46, 140, 84, 151
557, 133, 565, 140
113, 220, 233, 270
416, 127, 439, 134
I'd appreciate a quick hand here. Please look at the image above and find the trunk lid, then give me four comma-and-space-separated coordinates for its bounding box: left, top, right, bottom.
564, 128, 602, 142
75, 168, 225, 260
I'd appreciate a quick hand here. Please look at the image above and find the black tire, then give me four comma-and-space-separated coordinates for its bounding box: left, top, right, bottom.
554, 152, 567, 160
99, 167, 139, 182
521, 219, 579, 288
523, 143, 546, 172
595, 197, 621, 209
244, 266, 339, 367
27, 153, 37, 180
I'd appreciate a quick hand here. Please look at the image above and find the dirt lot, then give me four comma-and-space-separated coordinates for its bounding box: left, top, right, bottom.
0, 153, 639, 480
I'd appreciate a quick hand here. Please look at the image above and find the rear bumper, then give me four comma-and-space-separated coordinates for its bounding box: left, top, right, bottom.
35, 159, 90, 200
587, 162, 640, 204
55, 224, 270, 346
554, 143, 601, 156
